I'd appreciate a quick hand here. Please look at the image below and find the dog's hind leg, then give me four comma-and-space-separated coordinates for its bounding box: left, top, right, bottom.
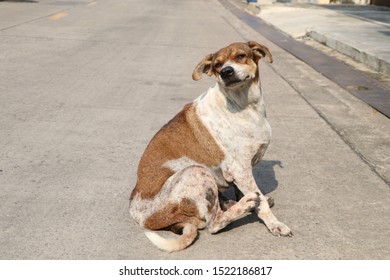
166, 165, 260, 235
221, 186, 273, 211
142, 165, 261, 251
207, 192, 260, 234
142, 165, 220, 251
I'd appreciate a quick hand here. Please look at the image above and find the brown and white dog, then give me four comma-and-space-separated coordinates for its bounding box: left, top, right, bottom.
129, 41, 292, 252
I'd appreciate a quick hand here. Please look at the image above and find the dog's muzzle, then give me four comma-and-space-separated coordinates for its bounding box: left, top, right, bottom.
220, 66, 247, 87
220, 66, 235, 81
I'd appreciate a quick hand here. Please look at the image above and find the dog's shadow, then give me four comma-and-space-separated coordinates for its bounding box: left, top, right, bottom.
253, 160, 282, 195
218, 160, 282, 233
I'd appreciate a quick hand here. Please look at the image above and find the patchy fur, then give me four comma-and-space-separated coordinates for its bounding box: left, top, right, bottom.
129, 42, 292, 252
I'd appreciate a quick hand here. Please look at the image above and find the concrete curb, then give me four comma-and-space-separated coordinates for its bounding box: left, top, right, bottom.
307, 29, 390, 75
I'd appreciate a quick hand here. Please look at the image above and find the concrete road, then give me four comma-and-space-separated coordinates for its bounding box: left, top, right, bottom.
1, 0, 389, 259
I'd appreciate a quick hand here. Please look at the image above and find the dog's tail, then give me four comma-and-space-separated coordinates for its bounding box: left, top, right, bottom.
144, 224, 197, 252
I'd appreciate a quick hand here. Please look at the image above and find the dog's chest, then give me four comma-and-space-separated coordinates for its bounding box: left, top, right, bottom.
196, 91, 271, 163
216, 108, 270, 156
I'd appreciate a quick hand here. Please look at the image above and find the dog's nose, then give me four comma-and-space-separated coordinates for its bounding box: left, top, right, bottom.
220, 66, 234, 80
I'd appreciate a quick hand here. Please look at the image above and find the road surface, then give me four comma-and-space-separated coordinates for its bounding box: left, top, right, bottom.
1, 0, 389, 259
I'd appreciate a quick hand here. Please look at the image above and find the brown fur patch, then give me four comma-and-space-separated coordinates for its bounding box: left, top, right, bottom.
143, 198, 203, 230
130, 103, 225, 200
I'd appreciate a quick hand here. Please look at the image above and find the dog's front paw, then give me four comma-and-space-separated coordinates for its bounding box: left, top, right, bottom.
267, 221, 293, 237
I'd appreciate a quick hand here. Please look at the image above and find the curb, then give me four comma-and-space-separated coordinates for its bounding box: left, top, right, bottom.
307, 30, 390, 75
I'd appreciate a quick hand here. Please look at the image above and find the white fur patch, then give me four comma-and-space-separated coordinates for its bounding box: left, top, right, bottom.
225, 61, 255, 81
195, 82, 271, 175
162, 156, 199, 173
144, 231, 178, 252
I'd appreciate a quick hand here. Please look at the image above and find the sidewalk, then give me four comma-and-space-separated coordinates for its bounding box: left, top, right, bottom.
253, 2, 390, 75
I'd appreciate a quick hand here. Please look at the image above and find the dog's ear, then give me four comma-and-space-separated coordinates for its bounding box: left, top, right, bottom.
192, 53, 214, 81
247, 41, 273, 64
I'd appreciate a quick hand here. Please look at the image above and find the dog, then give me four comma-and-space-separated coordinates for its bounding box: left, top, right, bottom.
129, 41, 292, 252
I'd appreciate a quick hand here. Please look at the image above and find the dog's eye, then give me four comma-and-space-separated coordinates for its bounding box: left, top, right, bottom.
236, 54, 246, 60
214, 63, 222, 69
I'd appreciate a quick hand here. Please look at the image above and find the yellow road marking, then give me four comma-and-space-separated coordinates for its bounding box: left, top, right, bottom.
49, 12, 68, 21
87, 1, 97, 6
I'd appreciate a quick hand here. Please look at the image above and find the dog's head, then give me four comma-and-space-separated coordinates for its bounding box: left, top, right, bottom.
192, 41, 273, 88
